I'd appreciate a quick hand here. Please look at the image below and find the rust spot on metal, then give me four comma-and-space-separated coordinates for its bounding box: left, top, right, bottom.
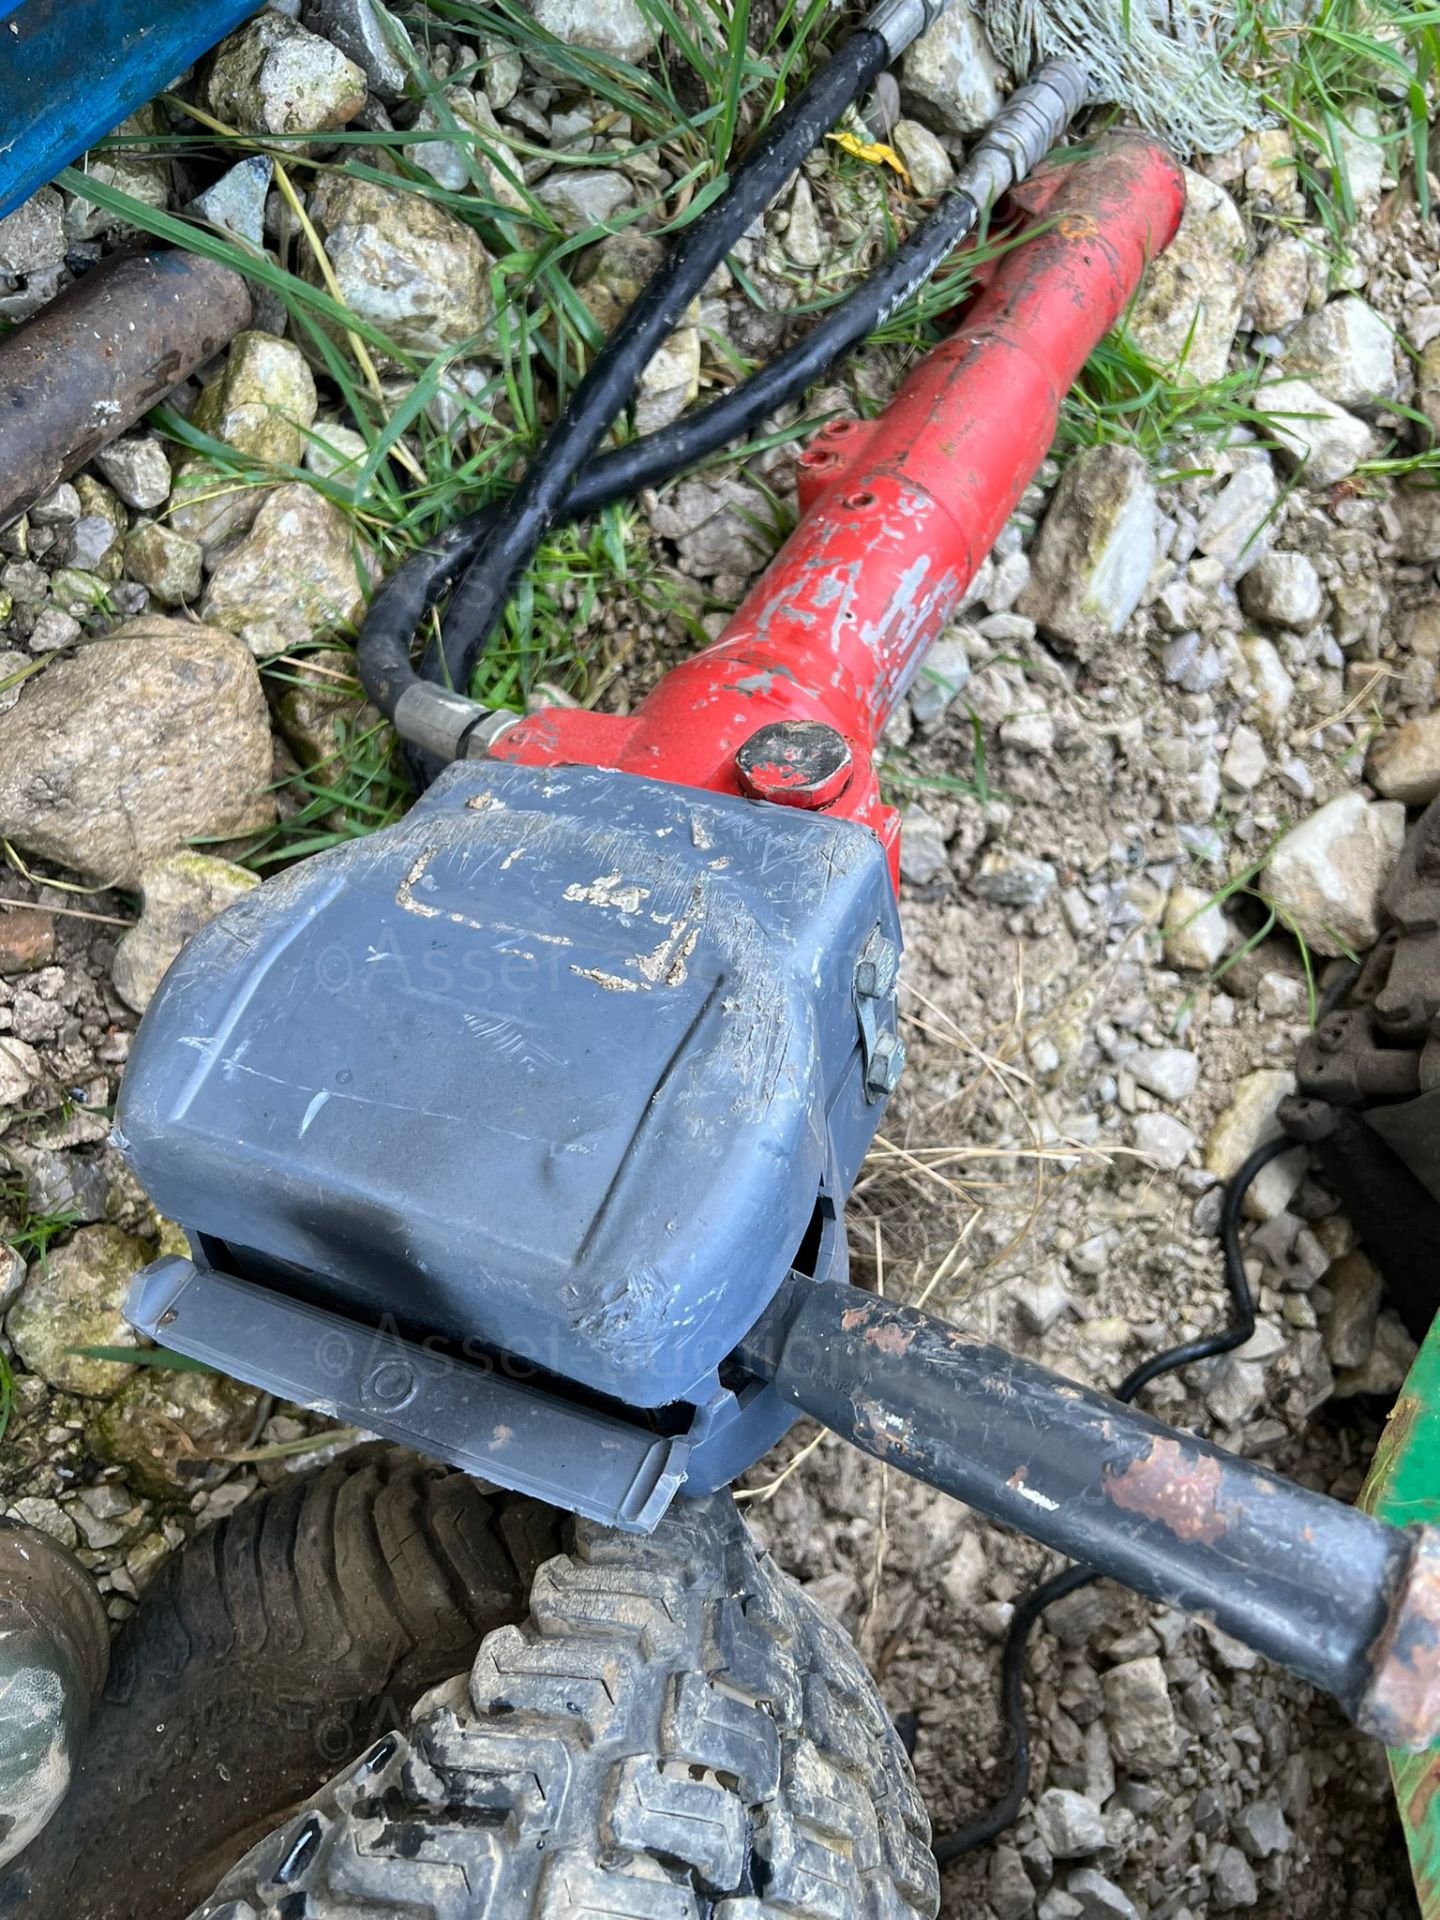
1104, 1436, 1227, 1545
1366, 1391, 1425, 1502
854, 1395, 916, 1459
839, 1300, 919, 1353
0, 248, 252, 531
863, 1321, 915, 1357
1359, 1526, 1440, 1752
1405, 1753, 1440, 1830
1392, 1392, 1425, 1445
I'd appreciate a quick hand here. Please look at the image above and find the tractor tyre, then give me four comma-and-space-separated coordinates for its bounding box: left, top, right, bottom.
0, 1445, 561, 1920
188, 1489, 941, 1920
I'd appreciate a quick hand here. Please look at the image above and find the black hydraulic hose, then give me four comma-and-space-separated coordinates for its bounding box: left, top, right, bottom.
409, 177, 986, 702
932, 1132, 1298, 1867
361, 53, 1093, 771
358, 27, 891, 728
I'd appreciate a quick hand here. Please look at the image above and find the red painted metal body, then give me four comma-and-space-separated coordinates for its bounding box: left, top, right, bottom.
489, 138, 1185, 879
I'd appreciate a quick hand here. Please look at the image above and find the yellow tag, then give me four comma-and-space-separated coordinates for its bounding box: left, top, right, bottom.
826, 130, 912, 188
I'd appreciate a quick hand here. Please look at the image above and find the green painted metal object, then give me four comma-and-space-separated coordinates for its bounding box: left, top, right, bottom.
1363, 1319, 1440, 1912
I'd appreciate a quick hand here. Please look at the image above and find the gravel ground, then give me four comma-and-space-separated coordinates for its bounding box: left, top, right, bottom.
735, 160, 1440, 1910
1, 1, 1438, 1914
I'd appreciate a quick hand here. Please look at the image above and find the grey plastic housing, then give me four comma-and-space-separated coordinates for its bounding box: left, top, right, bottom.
116, 761, 900, 1517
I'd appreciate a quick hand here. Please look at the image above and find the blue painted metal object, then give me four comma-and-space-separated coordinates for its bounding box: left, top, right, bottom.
117, 759, 901, 1525
0, 0, 263, 219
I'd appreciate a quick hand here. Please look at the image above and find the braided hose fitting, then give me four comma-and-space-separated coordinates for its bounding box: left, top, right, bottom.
863, 0, 958, 56
959, 59, 1094, 211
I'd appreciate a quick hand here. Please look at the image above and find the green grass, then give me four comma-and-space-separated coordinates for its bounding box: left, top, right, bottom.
1056, 0, 1440, 460
64, 0, 868, 714
73, 1344, 213, 1371
62, 0, 1005, 771
884, 709, 995, 805
1, 1201, 80, 1266
0, 658, 47, 701
232, 707, 411, 869
1170, 840, 1364, 1028
1058, 329, 1273, 467
52, 0, 1440, 865
1226, 0, 1440, 243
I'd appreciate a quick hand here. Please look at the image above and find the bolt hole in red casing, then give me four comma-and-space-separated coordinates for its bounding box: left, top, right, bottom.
487, 139, 1185, 889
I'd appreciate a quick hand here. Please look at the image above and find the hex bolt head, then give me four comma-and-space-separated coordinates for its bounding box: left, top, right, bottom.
735, 721, 853, 810
855, 930, 899, 1000
866, 1030, 906, 1098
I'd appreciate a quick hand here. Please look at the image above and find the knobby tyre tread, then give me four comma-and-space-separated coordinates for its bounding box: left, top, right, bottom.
0, 1444, 559, 1920
189, 1489, 940, 1920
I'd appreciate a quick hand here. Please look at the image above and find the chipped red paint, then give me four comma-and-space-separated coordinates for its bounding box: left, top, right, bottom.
486, 139, 1185, 889
1104, 1436, 1228, 1546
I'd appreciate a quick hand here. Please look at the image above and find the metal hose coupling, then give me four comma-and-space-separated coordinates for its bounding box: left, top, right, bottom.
957, 58, 1093, 213
863, 0, 956, 57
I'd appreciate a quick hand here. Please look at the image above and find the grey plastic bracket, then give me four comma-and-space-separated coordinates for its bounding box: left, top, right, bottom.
126, 1258, 690, 1533
854, 926, 904, 1102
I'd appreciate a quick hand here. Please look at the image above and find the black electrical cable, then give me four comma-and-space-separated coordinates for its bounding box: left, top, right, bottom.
1316, 956, 1364, 1025
932, 1130, 1299, 1868
403, 175, 987, 705
357, 26, 891, 727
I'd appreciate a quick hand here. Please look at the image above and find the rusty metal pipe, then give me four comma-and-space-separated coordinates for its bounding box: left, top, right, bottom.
0, 246, 252, 528
737, 1276, 1440, 1750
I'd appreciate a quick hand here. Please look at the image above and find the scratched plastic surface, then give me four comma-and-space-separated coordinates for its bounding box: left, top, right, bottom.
114, 759, 897, 1414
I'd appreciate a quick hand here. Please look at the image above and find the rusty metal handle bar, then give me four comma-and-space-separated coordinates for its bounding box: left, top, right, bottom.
0, 247, 252, 530
737, 1274, 1440, 1750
